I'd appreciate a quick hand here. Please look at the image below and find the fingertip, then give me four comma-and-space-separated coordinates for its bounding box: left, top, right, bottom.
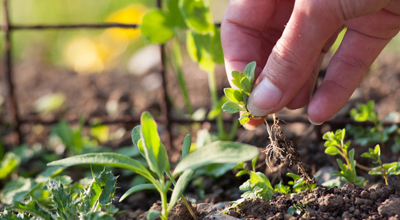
242, 117, 265, 130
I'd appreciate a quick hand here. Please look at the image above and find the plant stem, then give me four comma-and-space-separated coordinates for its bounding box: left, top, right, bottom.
378, 162, 389, 185
207, 69, 226, 140
172, 38, 193, 114
166, 171, 197, 220
160, 187, 169, 220
355, 163, 372, 172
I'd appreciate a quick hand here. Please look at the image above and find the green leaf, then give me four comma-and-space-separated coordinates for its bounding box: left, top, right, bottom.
239, 112, 251, 125
97, 171, 117, 207
131, 126, 142, 148
168, 169, 194, 212
140, 112, 170, 178
119, 184, 156, 202
250, 172, 272, 189
231, 71, 245, 89
81, 212, 115, 220
211, 28, 224, 64
141, 10, 175, 43
251, 156, 258, 171
167, 0, 187, 29
186, 30, 215, 71
0, 177, 38, 205
181, 134, 191, 159
349, 149, 356, 170
35, 166, 65, 183
47, 152, 153, 180
360, 152, 374, 159
10, 201, 53, 220
48, 179, 77, 219
235, 170, 248, 177
221, 101, 246, 113
173, 141, 259, 175
179, 0, 214, 33
324, 146, 340, 156
243, 61, 256, 84
147, 209, 161, 220
374, 145, 381, 156
0, 152, 21, 179
224, 88, 244, 104
240, 77, 252, 94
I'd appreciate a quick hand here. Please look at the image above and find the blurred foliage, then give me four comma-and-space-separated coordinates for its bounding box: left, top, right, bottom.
0, 0, 155, 74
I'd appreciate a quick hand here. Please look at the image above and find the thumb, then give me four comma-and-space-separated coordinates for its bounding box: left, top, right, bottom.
247, 0, 342, 117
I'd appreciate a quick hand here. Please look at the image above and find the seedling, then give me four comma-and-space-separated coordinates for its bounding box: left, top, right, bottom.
287, 173, 316, 193
361, 144, 400, 185
47, 112, 259, 220
221, 61, 257, 125
323, 129, 367, 187
287, 201, 306, 216
1, 170, 117, 220
347, 100, 398, 153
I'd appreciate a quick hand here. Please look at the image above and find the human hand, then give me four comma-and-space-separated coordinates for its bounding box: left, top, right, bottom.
221, 0, 400, 129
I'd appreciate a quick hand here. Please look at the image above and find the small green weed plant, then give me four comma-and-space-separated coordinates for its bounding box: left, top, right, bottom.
361, 144, 400, 185
347, 100, 398, 152
0, 169, 117, 220
47, 112, 259, 220
323, 129, 367, 187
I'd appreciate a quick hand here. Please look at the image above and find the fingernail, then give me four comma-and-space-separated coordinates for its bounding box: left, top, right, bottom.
308, 116, 323, 125
248, 78, 282, 117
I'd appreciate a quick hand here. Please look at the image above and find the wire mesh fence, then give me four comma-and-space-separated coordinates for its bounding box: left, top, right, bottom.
1, 0, 394, 148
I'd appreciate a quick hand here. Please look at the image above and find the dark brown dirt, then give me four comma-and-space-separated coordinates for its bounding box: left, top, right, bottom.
229, 182, 400, 220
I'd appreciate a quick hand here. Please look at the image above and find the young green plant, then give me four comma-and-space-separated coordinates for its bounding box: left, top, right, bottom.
361, 144, 400, 185
48, 112, 259, 220
323, 129, 367, 187
221, 61, 257, 125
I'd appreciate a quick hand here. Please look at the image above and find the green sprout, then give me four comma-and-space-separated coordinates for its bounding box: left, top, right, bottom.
323, 129, 367, 187
221, 61, 258, 125
361, 144, 400, 185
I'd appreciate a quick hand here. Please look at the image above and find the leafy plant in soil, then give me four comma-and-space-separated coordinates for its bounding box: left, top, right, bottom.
0, 169, 117, 220
346, 100, 398, 153
47, 112, 259, 220
323, 129, 367, 187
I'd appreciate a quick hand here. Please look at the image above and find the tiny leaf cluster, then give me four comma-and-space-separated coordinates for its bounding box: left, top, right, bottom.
222, 61, 257, 125
323, 129, 367, 187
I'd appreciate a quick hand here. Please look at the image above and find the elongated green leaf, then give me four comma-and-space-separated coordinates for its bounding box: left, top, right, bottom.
98, 171, 117, 207
221, 101, 246, 113
120, 184, 156, 202
0, 177, 37, 205
236, 170, 248, 177
179, 0, 214, 33
168, 169, 194, 212
11, 201, 53, 220
167, 0, 187, 29
131, 126, 141, 148
140, 112, 170, 178
240, 77, 252, 94
374, 145, 380, 155
35, 166, 65, 183
47, 152, 153, 180
224, 88, 244, 104
48, 179, 77, 219
147, 209, 161, 220
324, 146, 340, 156
181, 134, 191, 159
141, 10, 174, 43
243, 61, 256, 84
186, 30, 215, 72
250, 172, 272, 189
211, 28, 224, 64
173, 141, 259, 175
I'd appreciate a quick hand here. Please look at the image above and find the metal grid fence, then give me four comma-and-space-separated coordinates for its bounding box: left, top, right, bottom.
0, 0, 388, 147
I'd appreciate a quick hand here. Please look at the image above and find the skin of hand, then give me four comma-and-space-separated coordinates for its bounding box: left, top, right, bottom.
221, 0, 400, 129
